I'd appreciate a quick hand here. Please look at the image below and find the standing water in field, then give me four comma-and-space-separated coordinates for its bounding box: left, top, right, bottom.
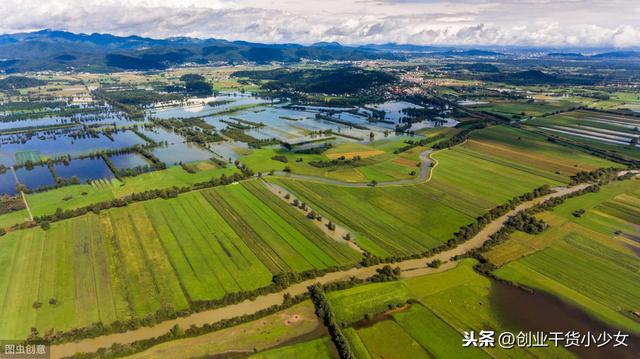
53, 157, 114, 183
0, 170, 17, 195
490, 280, 640, 359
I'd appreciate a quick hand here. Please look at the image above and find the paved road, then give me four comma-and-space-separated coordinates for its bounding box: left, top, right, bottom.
50, 178, 599, 359
270, 149, 435, 187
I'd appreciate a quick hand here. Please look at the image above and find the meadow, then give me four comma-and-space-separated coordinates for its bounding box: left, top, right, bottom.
241, 138, 421, 183
476, 100, 576, 118
526, 110, 640, 160
248, 337, 335, 359
0, 161, 239, 228
273, 140, 564, 257
467, 125, 617, 177
0, 181, 360, 340
337, 260, 573, 359
127, 301, 327, 359
491, 177, 640, 333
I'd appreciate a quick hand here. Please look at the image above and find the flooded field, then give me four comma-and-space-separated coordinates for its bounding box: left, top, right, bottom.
491, 280, 640, 359
0, 171, 17, 195
148, 92, 269, 119
53, 157, 114, 183
15, 165, 56, 191
151, 142, 213, 166
0, 129, 147, 166
109, 152, 150, 170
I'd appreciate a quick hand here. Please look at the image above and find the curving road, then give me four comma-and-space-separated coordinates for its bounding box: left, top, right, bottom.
269, 149, 435, 187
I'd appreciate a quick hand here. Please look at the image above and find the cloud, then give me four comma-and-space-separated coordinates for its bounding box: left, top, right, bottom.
0, 0, 638, 47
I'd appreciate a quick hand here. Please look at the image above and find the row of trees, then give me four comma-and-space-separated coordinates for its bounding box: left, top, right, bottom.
393, 134, 446, 154
308, 284, 355, 359
360, 184, 553, 267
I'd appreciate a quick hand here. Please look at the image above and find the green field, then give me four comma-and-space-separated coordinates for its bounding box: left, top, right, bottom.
526, 110, 640, 160
491, 177, 640, 333
477, 100, 575, 118
249, 337, 335, 359
467, 125, 617, 176
274, 142, 563, 257
0, 181, 360, 339
339, 260, 573, 358
241, 138, 420, 183
327, 281, 410, 324
128, 301, 327, 359
0, 163, 240, 229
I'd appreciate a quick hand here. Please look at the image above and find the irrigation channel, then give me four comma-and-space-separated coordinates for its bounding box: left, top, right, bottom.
50, 170, 624, 358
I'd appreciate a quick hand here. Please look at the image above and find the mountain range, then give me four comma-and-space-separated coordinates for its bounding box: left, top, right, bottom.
0, 29, 638, 73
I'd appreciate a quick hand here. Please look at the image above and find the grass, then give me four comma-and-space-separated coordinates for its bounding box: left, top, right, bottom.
355, 320, 430, 358
273, 141, 563, 257
249, 337, 335, 359
327, 281, 410, 324
468, 125, 617, 176
491, 177, 640, 333
393, 305, 489, 359
526, 110, 640, 160
478, 100, 575, 118
0, 180, 359, 340
0, 164, 239, 227
240, 138, 420, 184
128, 301, 324, 359
342, 259, 574, 358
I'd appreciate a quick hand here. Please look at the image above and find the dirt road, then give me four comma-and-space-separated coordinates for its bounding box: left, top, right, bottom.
50, 180, 593, 358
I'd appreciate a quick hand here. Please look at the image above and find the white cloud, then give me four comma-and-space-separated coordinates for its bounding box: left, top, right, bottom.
0, 0, 638, 47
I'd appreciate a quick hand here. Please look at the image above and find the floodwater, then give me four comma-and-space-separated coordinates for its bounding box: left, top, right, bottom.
15, 165, 56, 190
151, 142, 212, 166
53, 157, 114, 183
109, 153, 150, 170
0, 170, 17, 195
0, 130, 148, 166
490, 280, 640, 359
149, 93, 269, 119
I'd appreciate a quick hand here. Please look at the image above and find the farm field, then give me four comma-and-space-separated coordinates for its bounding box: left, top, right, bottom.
0, 180, 360, 340
240, 138, 420, 183
476, 100, 576, 118
248, 337, 335, 359
527, 110, 640, 159
0, 163, 240, 229
467, 125, 618, 176
273, 143, 564, 257
491, 177, 640, 333
337, 260, 574, 359
126, 301, 328, 359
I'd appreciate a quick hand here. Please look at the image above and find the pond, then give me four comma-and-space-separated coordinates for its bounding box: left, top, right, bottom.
15, 165, 56, 191
53, 157, 114, 183
109, 153, 150, 170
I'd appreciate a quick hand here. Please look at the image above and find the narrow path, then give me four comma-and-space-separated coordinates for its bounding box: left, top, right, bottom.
270, 149, 435, 187
10, 166, 33, 221
50, 179, 594, 359
261, 180, 365, 253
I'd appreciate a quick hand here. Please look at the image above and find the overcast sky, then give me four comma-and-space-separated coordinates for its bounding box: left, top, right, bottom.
1, 0, 639, 47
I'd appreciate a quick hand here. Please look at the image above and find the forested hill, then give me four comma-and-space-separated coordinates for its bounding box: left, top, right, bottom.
0, 30, 393, 73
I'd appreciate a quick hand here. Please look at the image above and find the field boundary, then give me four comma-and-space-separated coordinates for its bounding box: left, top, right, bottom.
49, 173, 602, 359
